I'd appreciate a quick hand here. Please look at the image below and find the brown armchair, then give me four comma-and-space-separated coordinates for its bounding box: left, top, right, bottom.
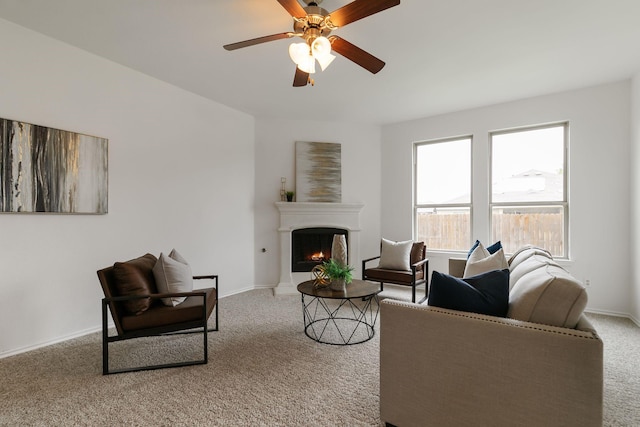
97, 253, 218, 375
362, 241, 429, 303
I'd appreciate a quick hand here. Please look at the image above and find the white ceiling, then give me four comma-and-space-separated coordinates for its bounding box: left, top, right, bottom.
1, 0, 639, 125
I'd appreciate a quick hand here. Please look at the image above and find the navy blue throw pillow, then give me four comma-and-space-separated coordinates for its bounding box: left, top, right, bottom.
467, 240, 502, 259
427, 269, 509, 317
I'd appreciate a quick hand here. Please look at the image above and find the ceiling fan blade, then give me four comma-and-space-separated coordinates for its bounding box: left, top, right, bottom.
223, 32, 295, 51
293, 67, 309, 87
328, 0, 400, 28
329, 36, 385, 74
277, 0, 307, 18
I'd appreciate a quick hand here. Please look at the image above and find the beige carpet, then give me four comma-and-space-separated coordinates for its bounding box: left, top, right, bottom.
0, 289, 638, 426
588, 313, 640, 427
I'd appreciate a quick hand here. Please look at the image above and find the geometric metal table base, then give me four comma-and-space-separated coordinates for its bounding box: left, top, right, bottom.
297, 279, 381, 346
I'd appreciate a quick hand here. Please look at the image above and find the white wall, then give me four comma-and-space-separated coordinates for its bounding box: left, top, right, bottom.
631, 72, 640, 324
1, 19, 636, 358
0, 19, 255, 357
382, 81, 632, 315
253, 118, 382, 285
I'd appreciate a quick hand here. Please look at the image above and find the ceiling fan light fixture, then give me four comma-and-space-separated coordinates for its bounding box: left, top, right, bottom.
294, 53, 316, 74
310, 36, 335, 71
316, 52, 335, 71
311, 36, 331, 57
298, 55, 316, 74
289, 42, 316, 73
288, 42, 309, 66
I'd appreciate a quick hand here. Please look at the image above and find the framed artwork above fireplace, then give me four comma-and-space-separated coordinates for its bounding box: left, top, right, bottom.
295, 141, 341, 203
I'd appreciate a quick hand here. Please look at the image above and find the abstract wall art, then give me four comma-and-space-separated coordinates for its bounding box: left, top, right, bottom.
295, 141, 341, 203
0, 118, 108, 214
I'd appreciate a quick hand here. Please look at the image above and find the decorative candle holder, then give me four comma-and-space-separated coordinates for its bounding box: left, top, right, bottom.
280, 177, 287, 201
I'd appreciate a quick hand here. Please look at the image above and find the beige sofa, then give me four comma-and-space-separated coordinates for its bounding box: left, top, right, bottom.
380, 246, 603, 427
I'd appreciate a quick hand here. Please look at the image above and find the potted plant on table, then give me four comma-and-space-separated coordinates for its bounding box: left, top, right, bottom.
321, 258, 354, 291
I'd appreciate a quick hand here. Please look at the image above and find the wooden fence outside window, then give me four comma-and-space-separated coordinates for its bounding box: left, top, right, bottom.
417, 212, 563, 256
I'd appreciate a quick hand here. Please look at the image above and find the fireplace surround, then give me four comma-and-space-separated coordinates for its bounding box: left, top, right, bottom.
275, 202, 364, 295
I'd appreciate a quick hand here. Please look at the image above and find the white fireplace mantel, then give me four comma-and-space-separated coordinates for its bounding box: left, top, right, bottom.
274, 202, 364, 295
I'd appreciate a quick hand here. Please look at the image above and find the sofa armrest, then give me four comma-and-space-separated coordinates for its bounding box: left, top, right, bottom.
380, 299, 603, 427
448, 257, 466, 277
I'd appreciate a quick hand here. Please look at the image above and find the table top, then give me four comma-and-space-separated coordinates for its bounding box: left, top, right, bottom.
297, 279, 381, 299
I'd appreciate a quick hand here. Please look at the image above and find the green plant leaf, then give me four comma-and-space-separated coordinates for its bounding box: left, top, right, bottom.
321, 259, 354, 284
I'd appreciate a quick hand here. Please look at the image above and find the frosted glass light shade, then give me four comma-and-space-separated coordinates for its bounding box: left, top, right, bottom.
316, 52, 335, 71
297, 54, 316, 74
289, 42, 309, 65
311, 36, 334, 71
311, 36, 331, 57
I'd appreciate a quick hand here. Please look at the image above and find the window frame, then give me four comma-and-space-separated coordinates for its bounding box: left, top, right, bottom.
489, 122, 569, 258
413, 135, 473, 252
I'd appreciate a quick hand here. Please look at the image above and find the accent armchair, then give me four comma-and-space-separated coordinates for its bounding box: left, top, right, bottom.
362, 240, 428, 303
97, 253, 218, 375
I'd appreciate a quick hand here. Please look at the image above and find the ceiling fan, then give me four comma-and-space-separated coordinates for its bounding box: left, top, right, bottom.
223, 0, 400, 87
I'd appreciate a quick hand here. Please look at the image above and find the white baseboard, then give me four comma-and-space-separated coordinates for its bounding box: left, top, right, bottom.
219, 285, 261, 297
0, 325, 102, 360
585, 308, 640, 327
0, 289, 270, 360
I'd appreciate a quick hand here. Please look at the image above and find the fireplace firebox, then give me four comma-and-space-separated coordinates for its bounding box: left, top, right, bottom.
291, 227, 348, 272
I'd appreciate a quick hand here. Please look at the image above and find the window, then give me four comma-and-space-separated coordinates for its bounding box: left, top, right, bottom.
414, 137, 472, 251
490, 123, 568, 257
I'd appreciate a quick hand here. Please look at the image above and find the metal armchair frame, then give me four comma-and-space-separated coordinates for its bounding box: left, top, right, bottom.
362, 243, 429, 303
98, 269, 218, 375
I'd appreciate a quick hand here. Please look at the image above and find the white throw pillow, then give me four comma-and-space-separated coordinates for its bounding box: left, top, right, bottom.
463, 243, 508, 278
378, 238, 413, 271
153, 249, 193, 306
168, 248, 189, 265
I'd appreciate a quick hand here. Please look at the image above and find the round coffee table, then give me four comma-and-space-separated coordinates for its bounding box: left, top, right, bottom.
297, 279, 381, 345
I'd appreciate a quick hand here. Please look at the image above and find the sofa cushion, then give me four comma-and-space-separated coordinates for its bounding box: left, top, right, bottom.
508, 264, 587, 328
379, 238, 413, 271
447, 258, 467, 278
467, 239, 502, 259
464, 243, 508, 278
153, 249, 193, 307
509, 253, 560, 290
508, 245, 553, 268
427, 269, 509, 317
112, 253, 158, 315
